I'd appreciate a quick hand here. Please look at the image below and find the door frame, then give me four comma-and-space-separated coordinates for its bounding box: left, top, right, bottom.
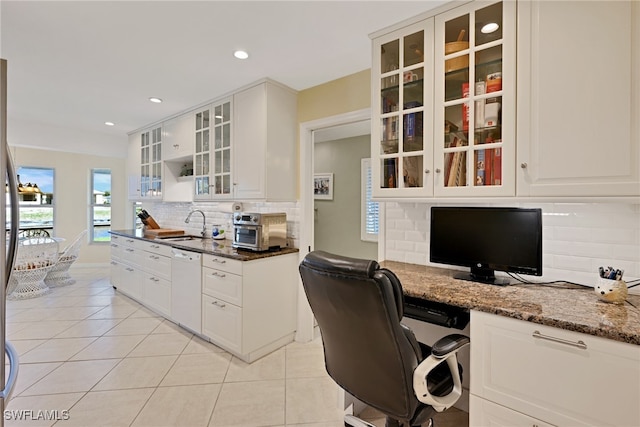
296, 108, 371, 342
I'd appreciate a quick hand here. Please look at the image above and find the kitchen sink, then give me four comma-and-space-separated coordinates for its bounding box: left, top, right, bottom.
157, 235, 203, 242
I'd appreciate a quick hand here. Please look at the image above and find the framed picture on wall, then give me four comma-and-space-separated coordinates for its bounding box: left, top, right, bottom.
314, 173, 333, 200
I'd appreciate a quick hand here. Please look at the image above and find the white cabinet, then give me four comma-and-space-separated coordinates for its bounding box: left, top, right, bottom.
140, 126, 163, 199
112, 236, 143, 300
127, 132, 142, 200
470, 395, 554, 427
233, 80, 297, 201
201, 253, 297, 362
139, 240, 172, 317
371, 1, 515, 199
163, 113, 194, 161
516, 1, 639, 197
470, 310, 640, 426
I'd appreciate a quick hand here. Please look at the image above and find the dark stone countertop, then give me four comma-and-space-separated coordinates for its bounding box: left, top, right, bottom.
110, 229, 299, 261
380, 261, 640, 346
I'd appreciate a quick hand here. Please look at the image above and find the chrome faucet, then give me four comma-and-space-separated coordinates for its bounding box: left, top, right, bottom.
185, 209, 207, 237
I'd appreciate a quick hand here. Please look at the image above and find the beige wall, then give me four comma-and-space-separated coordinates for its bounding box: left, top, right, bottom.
297, 69, 371, 123
10, 146, 127, 264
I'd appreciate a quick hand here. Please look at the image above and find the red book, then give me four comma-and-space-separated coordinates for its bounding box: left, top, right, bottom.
485, 149, 493, 185
493, 147, 502, 185
462, 83, 469, 131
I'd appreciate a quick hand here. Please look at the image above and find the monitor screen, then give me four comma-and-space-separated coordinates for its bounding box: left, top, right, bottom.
430, 206, 542, 285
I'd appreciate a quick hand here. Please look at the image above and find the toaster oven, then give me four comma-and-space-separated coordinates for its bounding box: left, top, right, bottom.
232, 212, 287, 252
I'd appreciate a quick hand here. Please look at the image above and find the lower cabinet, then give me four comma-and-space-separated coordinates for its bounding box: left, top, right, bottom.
201, 252, 298, 362
470, 310, 640, 426
142, 273, 171, 317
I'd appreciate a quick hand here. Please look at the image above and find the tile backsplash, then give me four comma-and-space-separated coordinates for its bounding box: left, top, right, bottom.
140, 200, 301, 248
384, 202, 640, 293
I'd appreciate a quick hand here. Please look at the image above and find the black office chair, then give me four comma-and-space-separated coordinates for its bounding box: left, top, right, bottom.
299, 251, 470, 427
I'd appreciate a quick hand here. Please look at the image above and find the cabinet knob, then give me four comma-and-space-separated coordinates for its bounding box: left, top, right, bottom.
435, 168, 441, 173
173, 144, 179, 148
520, 162, 528, 169
424, 169, 430, 174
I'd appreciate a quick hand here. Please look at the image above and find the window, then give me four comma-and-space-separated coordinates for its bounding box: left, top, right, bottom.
6, 167, 55, 234
91, 169, 111, 242
361, 158, 379, 242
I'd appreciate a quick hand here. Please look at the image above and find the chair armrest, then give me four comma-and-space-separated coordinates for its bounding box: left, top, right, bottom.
412, 334, 470, 412
431, 334, 470, 358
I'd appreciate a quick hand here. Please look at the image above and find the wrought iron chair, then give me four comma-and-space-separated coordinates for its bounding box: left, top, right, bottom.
45, 229, 87, 287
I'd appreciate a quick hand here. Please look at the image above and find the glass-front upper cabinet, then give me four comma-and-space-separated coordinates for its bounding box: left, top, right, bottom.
372, 20, 434, 198
140, 126, 162, 199
434, 1, 515, 196
193, 99, 232, 200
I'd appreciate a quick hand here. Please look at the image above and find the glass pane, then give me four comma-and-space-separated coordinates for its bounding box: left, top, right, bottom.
474, 148, 502, 186
202, 153, 209, 175
196, 132, 202, 153
214, 176, 222, 194
445, 66, 469, 102
381, 82, 399, 114
215, 151, 222, 174
222, 124, 231, 148
476, 46, 502, 91
404, 31, 424, 67
203, 129, 210, 152
444, 150, 467, 187
92, 169, 111, 205
215, 105, 222, 125
403, 156, 423, 188
202, 110, 210, 129
223, 102, 230, 122
381, 158, 398, 189
475, 2, 503, 46
195, 154, 203, 175
403, 67, 423, 109
215, 127, 221, 149
93, 206, 111, 242
17, 207, 54, 232
444, 105, 469, 145
381, 39, 399, 74
196, 112, 202, 131
222, 175, 231, 194
223, 148, 230, 173
403, 111, 423, 152
381, 117, 399, 154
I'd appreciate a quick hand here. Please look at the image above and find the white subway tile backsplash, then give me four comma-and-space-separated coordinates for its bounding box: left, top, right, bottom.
383, 202, 640, 289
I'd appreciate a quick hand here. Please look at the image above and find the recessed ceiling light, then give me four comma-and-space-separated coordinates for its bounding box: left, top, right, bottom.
233, 50, 249, 60
104, 121, 115, 126
481, 22, 499, 34
149, 97, 163, 103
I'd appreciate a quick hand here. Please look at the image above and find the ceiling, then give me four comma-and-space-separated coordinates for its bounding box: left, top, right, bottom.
1, 1, 449, 155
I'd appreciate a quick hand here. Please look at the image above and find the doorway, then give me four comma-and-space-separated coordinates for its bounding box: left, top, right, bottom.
297, 108, 374, 342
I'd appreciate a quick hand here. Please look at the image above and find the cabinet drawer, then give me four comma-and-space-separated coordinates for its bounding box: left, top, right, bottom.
144, 252, 171, 280
202, 294, 242, 353
139, 240, 173, 257
470, 395, 554, 427
202, 267, 242, 306
202, 254, 242, 275
470, 310, 640, 427
110, 241, 123, 260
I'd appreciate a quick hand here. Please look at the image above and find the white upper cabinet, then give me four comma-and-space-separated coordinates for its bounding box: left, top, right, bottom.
163, 113, 194, 161
233, 80, 297, 201
140, 125, 163, 200
517, 0, 639, 197
127, 131, 142, 201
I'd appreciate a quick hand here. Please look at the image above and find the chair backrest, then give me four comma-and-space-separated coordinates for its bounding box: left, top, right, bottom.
299, 250, 424, 422
61, 229, 88, 260
18, 228, 50, 239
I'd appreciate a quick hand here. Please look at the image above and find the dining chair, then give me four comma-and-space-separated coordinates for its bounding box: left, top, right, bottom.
8, 237, 59, 299
45, 229, 87, 287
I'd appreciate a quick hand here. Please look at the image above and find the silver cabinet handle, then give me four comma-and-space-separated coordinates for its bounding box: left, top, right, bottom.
532, 330, 587, 350
125, 248, 134, 253
211, 258, 226, 264
150, 244, 160, 249
149, 277, 159, 282
211, 272, 226, 278
125, 267, 134, 272
211, 300, 226, 308
126, 239, 135, 243
149, 255, 160, 260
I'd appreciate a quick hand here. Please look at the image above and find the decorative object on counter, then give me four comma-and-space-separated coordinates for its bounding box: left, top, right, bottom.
595, 267, 628, 305
45, 229, 87, 287
211, 225, 225, 240
313, 173, 333, 200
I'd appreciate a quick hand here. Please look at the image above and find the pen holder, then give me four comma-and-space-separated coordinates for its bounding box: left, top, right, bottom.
594, 277, 628, 304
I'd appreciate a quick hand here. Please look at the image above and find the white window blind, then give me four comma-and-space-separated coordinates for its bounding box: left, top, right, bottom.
361, 158, 379, 242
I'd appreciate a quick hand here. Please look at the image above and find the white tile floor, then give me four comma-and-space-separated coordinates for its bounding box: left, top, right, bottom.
4, 267, 468, 427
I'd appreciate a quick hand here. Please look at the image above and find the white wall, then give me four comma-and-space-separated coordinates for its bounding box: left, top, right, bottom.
383, 201, 640, 292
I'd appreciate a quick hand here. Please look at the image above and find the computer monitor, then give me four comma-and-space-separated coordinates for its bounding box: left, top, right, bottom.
430, 206, 543, 285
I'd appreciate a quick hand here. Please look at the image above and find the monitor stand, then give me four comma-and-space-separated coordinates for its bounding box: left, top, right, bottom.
453, 266, 511, 286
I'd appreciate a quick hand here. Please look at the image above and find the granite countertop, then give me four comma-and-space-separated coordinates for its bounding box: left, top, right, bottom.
110, 230, 299, 261
380, 261, 640, 346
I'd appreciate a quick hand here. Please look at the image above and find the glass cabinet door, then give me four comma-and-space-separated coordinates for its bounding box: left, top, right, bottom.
439, 1, 507, 190
212, 101, 231, 196
377, 21, 432, 194
150, 127, 162, 197
194, 108, 211, 198
140, 131, 150, 197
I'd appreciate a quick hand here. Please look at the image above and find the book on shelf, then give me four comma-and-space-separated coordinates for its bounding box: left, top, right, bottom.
493, 148, 502, 185
475, 149, 485, 186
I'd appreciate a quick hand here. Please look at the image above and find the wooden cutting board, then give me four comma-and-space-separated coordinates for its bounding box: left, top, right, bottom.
144, 229, 185, 237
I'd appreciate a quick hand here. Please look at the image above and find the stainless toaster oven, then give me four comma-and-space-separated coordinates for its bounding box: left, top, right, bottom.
232, 212, 287, 252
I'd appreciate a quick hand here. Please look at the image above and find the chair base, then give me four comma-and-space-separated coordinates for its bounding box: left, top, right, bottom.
45, 271, 76, 287
344, 415, 433, 427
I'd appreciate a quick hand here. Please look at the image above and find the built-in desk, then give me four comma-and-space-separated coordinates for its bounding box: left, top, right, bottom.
382, 261, 640, 426
381, 261, 640, 345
